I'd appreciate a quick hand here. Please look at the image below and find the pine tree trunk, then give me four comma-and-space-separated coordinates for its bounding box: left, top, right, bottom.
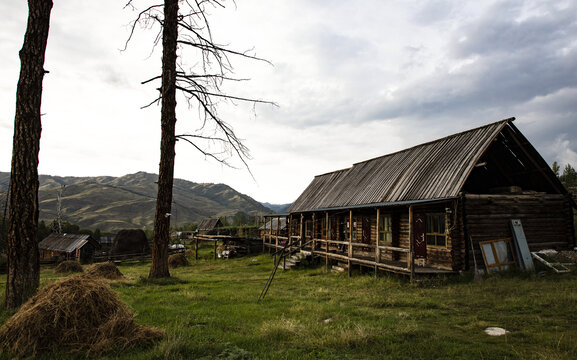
5, 0, 53, 309
149, 0, 178, 278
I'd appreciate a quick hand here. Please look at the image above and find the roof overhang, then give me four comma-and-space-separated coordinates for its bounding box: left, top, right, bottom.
289, 196, 459, 214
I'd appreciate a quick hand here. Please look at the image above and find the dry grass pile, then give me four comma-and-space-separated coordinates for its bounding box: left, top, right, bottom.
55, 260, 83, 274
84, 262, 123, 279
0, 276, 164, 357
168, 253, 190, 268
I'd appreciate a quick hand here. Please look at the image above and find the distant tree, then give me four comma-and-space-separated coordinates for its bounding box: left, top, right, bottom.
125, 0, 273, 279
233, 212, 248, 227
560, 164, 577, 189
5, 0, 53, 309
219, 216, 230, 227
37, 220, 51, 242
552, 161, 560, 177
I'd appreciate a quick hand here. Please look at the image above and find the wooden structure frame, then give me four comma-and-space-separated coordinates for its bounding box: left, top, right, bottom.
263, 118, 576, 276
39, 233, 100, 263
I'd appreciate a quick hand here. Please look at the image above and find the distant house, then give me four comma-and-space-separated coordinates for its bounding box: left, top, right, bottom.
264, 118, 575, 275
198, 218, 224, 235
39, 233, 101, 263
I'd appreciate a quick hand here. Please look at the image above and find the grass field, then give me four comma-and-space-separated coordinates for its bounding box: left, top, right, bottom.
1, 247, 576, 359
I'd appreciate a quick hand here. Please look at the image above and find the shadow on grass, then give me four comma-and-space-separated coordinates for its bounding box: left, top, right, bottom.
135, 276, 190, 286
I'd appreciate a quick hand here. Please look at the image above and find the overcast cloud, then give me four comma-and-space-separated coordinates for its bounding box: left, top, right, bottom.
1, 0, 576, 204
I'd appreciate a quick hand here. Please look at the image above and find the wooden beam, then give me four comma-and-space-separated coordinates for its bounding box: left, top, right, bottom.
409, 205, 415, 282
325, 212, 329, 271
348, 210, 353, 277
312, 213, 316, 257
376, 208, 380, 269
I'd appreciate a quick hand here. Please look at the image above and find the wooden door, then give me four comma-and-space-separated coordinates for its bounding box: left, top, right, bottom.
413, 212, 427, 259
362, 217, 371, 244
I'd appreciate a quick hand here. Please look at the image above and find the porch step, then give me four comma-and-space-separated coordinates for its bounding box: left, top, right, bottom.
331, 261, 349, 273
331, 265, 346, 273
282, 251, 308, 270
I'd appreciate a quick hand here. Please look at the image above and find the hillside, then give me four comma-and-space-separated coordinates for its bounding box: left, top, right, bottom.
0, 172, 271, 232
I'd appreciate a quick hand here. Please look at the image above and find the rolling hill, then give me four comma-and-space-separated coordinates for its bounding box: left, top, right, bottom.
0, 171, 273, 232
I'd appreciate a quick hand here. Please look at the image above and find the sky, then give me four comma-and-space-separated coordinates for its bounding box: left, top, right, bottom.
1, 0, 576, 205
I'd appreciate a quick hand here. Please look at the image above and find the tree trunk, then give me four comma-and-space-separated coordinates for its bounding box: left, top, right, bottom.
5, 0, 53, 309
149, 0, 178, 278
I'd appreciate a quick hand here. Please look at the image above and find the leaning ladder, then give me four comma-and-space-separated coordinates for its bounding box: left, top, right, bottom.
258, 240, 313, 303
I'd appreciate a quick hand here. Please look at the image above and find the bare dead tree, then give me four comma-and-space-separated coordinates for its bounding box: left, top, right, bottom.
125, 0, 274, 278
5, 0, 53, 309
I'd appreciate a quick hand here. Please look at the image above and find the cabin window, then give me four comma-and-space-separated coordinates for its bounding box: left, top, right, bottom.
305, 219, 312, 238
379, 214, 393, 243
426, 214, 446, 247
344, 218, 358, 241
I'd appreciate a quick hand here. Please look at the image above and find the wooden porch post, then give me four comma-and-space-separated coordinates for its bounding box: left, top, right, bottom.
262, 217, 266, 253
312, 213, 316, 257
375, 208, 380, 276
325, 212, 329, 271
348, 210, 353, 277
299, 213, 304, 251
276, 216, 280, 249
409, 206, 415, 282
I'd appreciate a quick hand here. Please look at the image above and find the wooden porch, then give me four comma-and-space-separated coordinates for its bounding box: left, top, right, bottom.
262, 230, 456, 277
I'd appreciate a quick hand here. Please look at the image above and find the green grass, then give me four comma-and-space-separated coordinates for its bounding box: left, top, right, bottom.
1, 247, 576, 359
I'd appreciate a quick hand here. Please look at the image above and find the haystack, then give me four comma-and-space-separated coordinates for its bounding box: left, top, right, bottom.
111, 229, 150, 255
0, 276, 163, 357
85, 262, 123, 280
168, 253, 190, 268
55, 260, 84, 274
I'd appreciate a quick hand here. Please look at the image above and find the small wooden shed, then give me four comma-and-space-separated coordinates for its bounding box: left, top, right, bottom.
265, 118, 575, 275
39, 233, 101, 263
198, 218, 224, 235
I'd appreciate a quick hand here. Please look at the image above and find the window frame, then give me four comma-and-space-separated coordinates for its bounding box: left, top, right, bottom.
425, 213, 447, 247
378, 213, 393, 244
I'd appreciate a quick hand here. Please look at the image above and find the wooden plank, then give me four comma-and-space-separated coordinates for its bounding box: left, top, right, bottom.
510, 219, 534, 271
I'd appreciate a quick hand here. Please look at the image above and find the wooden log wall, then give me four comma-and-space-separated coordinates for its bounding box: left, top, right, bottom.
464, 193, 575, 270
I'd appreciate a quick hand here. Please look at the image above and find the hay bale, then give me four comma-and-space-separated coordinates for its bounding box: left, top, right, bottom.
85, 262, 123, 280
55, 260, 84, 274
111, 229, 150, 255
168, 253, 190, 268
0, 276, 163, 357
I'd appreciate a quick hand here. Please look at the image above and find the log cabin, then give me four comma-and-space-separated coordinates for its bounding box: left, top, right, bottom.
39, 233, 101, 263
263, 118, 576, 275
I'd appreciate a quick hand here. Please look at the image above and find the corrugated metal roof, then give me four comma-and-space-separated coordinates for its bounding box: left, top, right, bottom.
259, 217, 287, 231
289, 118, 513, 213
38, 233, 94, 253
198, 218, 223, 231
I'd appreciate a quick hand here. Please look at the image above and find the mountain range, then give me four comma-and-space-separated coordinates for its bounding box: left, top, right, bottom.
0, 172, 282, 232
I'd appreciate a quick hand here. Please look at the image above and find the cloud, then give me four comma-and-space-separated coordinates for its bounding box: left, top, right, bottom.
1, 0, 576, 204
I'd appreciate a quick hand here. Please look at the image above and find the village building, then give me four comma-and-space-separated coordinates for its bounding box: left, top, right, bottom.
263, 118, 576, 275
39, 233, 101, 263
259, 216, 287, 241
197, 218, 224, 235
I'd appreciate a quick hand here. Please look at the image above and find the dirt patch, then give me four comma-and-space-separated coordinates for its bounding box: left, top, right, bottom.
84, 262, 124, 280
168, 253, 190, 268
557, 250, 577, 263
55, 260, 83, 274
0, 276, 163, 357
